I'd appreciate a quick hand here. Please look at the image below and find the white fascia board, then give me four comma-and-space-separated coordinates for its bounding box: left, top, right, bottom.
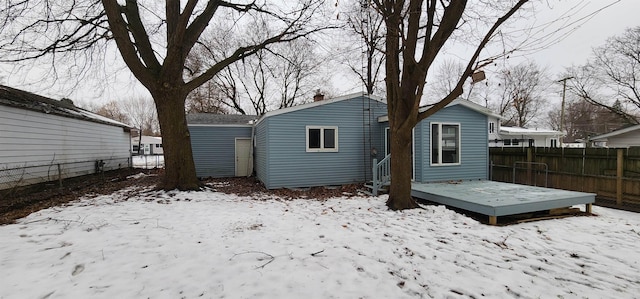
188, 124, 254, 128
378, 98, 502, 123
255, 92, 385, 126
590, 124, 640, 140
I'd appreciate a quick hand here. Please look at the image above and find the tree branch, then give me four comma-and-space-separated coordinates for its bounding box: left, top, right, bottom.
418, 0, 529, 122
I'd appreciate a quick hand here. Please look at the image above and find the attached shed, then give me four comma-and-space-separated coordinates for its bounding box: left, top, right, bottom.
187, 114, 257, 178
254, 93, 388, 189
0, 85, 132, 191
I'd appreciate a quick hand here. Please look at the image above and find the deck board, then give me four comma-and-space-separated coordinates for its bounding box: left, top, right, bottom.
411, 180, 595, 217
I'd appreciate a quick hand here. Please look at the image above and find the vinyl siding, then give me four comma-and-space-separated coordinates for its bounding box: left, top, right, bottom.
606, 131, 640, 147
255, 119, 269, 186
0, 105, 131, 190
260, 96, 387, 189
189, 125, 253, 178
418, 105, 489, 182
413, 124, 423, 182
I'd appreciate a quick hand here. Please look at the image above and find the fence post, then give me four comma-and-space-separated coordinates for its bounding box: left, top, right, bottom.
526, 147, 533, 185
617, 148, 623, 205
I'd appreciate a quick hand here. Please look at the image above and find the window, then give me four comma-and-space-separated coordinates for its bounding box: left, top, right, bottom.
306, 126, 338, 152
431, 123, 460, 165
132, 145, 139, 152
512, 138, 520, 146
550, 138, 558, 148
489, 122, 495, 134
503, 139, 511, 146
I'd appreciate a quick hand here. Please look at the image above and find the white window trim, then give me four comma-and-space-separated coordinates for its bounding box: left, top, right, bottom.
430, 122, 462, 166
385, 127, 390, 156
306, 125, 339, 152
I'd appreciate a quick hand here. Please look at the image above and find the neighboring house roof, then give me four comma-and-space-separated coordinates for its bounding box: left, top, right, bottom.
589, 124, 640, 141
187, 113, 258, 126
0, 84, 131, 129
255, 92, 385, 125
377, 98, 501, 122
500, 127, 564, 137
132, 136, 162, 143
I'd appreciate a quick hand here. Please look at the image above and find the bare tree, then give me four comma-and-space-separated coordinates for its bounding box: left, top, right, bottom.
120, 96, 159, 136
492, 62, 549, 127
192, 33, 324, 115
94, 100, 130, 124
274, 39, 321, 109
564, 27, 640, 125
372, 0, 530, 210
548, 99, 630, 142
1, 0, 328, 190
185, 80, 228, 114
342, 0, 386, 94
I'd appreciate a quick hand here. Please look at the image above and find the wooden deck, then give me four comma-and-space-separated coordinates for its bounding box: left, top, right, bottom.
411, 180, 595, 225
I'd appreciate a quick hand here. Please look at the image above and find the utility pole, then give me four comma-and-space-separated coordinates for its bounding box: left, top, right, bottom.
558, 76, 573, 147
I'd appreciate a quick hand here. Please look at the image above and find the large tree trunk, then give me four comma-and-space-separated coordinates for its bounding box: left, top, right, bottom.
387, 120, 419, 210
386, 81, 420, 210
152, 87, 201, 191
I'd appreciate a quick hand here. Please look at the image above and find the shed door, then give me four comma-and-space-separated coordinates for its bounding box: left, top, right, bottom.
235, 138, 251, 177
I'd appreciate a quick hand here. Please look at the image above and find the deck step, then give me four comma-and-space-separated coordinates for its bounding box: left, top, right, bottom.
363, 183, 389, 194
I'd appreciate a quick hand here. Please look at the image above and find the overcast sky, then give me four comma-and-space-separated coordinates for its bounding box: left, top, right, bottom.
1, 0, 638, 108
522, 0, 639, 75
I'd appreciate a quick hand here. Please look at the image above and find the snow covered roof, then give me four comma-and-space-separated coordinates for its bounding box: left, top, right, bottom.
500, 126, 564, 136
589, 124, 640, 141
187, 114, 258, 126
0, 84, 132, 129
132, 136, 162, 143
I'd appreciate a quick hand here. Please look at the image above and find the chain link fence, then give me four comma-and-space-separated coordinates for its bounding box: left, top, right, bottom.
0, 157, 131, 194
132, 155, 165, 169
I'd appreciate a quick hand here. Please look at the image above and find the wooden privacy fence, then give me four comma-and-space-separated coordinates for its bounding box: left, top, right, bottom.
489, 147, 640, 209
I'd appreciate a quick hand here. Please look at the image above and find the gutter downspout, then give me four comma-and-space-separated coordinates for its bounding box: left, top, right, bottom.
248, 122, 255, 177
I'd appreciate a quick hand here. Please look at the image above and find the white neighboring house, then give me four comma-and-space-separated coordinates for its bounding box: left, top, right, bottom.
132, 136, 163, 155
487, 116, 502, 146
589, 124, 640, 148
487, 118, 564, 148
0, 85, 132, 191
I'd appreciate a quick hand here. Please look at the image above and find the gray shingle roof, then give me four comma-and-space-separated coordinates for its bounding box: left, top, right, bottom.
0, 84, 131, 128
187, 113, 258, 125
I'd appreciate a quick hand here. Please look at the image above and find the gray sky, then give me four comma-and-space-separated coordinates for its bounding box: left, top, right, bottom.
1, 0, 639, 108
521, 0, 639, 75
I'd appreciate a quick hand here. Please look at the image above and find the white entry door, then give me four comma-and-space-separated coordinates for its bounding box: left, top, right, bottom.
235, 138, 251, 177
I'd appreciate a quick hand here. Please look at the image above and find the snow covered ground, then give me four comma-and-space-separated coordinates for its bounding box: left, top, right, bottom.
132, 155, 164, 169
1, 174, 639, 298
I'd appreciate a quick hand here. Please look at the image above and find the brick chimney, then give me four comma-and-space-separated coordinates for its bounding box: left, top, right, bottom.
313, 91, 324, 102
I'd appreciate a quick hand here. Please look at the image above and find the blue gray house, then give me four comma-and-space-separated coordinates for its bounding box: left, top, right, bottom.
188, 93, 596, 225
254, 93, 388, 189
378, 99, 501, 184
188, 92, 501, 189
187, 114, 258, 178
